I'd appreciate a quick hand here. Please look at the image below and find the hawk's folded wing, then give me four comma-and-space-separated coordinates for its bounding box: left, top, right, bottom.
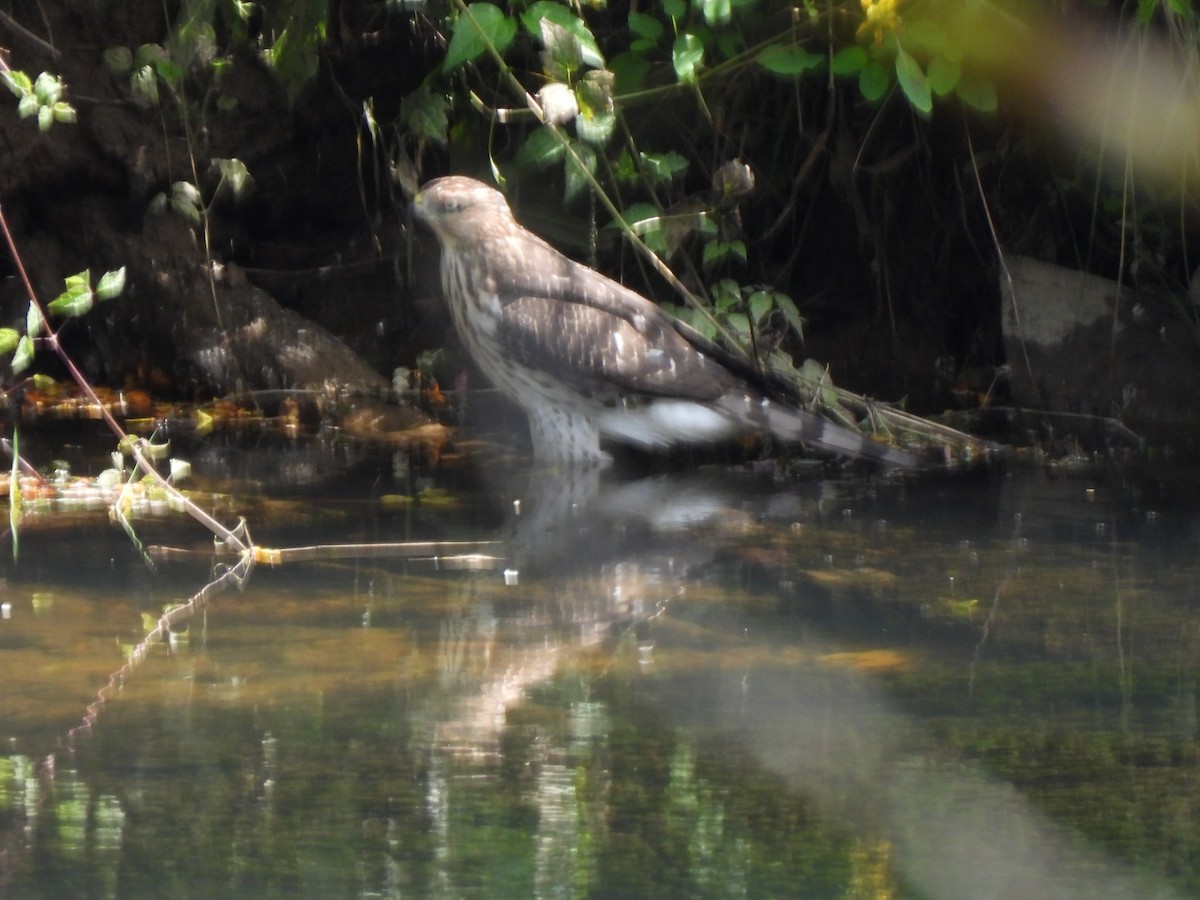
497, 294, 733, 404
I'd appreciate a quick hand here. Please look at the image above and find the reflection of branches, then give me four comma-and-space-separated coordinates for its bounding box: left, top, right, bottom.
67, 535, 509, 739
68, 538, 255, 742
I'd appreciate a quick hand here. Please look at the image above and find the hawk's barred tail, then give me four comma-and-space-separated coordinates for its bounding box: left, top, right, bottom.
718, 394, 920, 468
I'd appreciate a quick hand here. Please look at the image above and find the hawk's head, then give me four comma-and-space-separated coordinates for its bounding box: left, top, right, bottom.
412, 176, 516, 249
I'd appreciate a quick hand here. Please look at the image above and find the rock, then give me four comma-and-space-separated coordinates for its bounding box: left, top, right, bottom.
187, 282, 390, 394
1000, 255, 1200, 443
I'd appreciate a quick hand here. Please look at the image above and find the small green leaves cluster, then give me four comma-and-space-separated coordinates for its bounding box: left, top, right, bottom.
665, 279, 805, 361
441, 2, 617, 201
829, 4, 997, 115
399, 85, 451, 148
0, 71, 76, 132
147, 159, 250, 226
659, 0, 996, 114
611, 0, 738, 93
427, 0, 1004, 205
150, 181, 204, 225
265, 3, 327, 102
100, 0, 323, 110
0, 268, 126, 375
48, 269, 128, 319
104, 43, 185, 107
1136, 0, 1193, 23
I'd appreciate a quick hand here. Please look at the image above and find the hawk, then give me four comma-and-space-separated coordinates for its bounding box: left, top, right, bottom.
412, 176, 917, 467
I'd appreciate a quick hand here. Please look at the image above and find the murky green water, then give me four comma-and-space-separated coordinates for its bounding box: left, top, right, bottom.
1, 428, 1197, 899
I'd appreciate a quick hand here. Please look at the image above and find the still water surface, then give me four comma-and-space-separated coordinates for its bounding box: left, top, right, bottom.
1, 427, 1197, 899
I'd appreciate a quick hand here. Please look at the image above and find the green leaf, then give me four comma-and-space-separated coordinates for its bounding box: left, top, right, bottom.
672, 31, 705, 83
130, 66, 159, 106
103, 47, 133, 74
25, 303, 41, 340
52, 102, 75, 125
48, 290, 94, 318
927, 54, 960, 96
171, 196, 203, 225
699, 0, 732, 26
610, 51, 651, 94
576, 109, 616, 145
0, 329, 18, 356
170, 181, 203, 224
661, 0, 687, 19
443, 3, 516, 73
715, 32, 741, 62
724, 312, 751, 339
540, 19, 583, 80
831, 46, 867, 76
64, 270, 90, 296
215, 158, 252, 199
904, 20, 946, 55
1, 70, 32, 97
894, 48, 931, 114
516, 126, 566, 170
614, 148, 638, 183
95, 267, 127, 301
712, 279, 740, 309
575, 72, 616, 146
154, 58, 184, 88
266, 23, 323, 101
49, 270, 95, 317
37, 105, 53, 132
756, 43, 823, 76
774, 293, 805, 339
618, 203, 667, 254
399, 84, 450, 145
956, 72, 997, 112
703, 240, 746, 269
859, 60, 889, 101
11, 334, 34, 375
710, 241, 739, 266
749, 290, 773, 325
628, 12, 663, 43
688, 308, 717, 341
523, 2, 604, 68
133, 43, 167, 69
641, 150, 688, 183
799, 358, 839, 407
33, 72, 61, 105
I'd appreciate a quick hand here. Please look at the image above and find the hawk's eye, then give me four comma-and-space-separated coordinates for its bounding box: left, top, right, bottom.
441, 198, 463, 213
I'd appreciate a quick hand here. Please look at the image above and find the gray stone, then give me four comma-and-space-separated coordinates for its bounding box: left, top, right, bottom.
1000, 255, 1200, 441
